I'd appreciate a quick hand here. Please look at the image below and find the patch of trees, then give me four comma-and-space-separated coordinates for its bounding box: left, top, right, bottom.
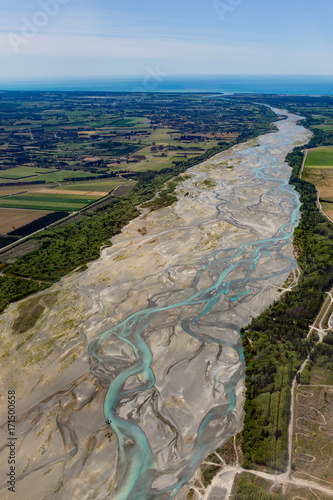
234, 475, 280, 500
103, 141, 141, 156
179, 135, 202, 141
0, 275, 45, 313
310, 333, 333, 371
0, 180, 46, 187
0, 235, 19, 248
64, 173, 116, 182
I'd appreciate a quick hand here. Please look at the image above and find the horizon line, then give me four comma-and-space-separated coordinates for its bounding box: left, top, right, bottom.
1, 74, 333, 81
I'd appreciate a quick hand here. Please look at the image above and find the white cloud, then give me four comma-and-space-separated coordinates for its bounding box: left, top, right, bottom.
2, 32, 261, 61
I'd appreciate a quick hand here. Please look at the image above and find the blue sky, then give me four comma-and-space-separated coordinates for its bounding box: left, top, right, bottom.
0, 0, 332, 78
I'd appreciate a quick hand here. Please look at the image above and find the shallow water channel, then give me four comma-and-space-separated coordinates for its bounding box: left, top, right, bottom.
0, 108, 311, 500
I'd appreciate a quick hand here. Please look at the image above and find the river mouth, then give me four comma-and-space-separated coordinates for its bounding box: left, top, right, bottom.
0, 109, 311, 500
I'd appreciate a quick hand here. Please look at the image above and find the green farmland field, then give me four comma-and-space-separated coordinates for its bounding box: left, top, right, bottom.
0, 166, 55, 180
33, 170, 101, 183
111, 118, 144, 127
0, 167, 102, 183
312, 124, 333, 131
0, 192, 101, 211
59, 180, 123, 191
305, 146, 333, 167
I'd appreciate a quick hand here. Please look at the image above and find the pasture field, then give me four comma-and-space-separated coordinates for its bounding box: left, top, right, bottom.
0, 208, 52, 235
313, 124, 333, 131
0, 167, 101, 183
32, 170, 102, 183
0, 166, 54, 179
129, 154, 179, 171
0, 192, 101, 211
34, 170, 99, 182
58, 179, 126, 192
305, 146, 333, 167
321, 202, 333, 221
124, 144, 215, 172
141, 129, 178, 141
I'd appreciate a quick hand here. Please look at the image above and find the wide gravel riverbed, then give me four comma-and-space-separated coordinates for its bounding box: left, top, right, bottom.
0, 108, 311, 500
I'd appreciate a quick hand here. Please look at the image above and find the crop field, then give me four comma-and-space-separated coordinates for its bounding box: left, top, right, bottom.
0, 192, 101, 211
0, 208, 52, 235
0, 185, 42, 197
0, 178, 128, 221
292, 385, 333, 485
0, 179, 124, 197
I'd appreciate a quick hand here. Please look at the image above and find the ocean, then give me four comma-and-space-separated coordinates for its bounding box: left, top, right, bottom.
0, 75, 332, 94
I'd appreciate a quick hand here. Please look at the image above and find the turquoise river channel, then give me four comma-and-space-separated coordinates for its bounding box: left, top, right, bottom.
88, 108, 311, 499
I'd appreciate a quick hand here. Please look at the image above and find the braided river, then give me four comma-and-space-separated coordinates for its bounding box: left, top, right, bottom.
0, 108, 311, 500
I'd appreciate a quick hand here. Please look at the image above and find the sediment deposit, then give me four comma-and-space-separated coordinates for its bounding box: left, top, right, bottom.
0, 109, 311, 499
